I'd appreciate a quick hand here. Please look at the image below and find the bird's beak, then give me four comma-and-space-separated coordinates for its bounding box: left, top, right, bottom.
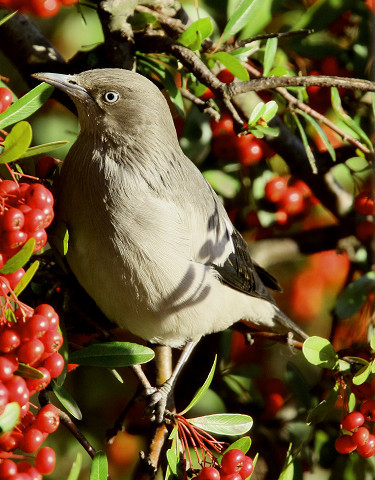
32, 72, 90, 101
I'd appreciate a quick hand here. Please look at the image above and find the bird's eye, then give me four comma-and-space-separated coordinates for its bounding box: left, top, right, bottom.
103, 91, 120, 103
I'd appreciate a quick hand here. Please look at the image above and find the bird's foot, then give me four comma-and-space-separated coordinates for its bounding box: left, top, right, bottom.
145, 381, 173, 424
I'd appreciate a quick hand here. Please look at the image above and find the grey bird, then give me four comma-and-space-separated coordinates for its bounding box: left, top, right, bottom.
33, 69, 307, 413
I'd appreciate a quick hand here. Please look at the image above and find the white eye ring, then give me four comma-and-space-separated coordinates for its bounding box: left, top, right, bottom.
103, 91, 120, 103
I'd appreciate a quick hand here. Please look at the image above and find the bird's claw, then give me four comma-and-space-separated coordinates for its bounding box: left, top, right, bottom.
145, 381, 172, 423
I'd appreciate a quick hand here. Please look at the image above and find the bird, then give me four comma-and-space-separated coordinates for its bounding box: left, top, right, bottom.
32, 68, 308, 416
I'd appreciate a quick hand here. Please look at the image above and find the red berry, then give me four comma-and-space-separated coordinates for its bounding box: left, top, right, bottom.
43, 352, 64, 377
356, 220, 374, 243
221, 449, 246, 474
0, 459, 17, 477
29, 228, 48, 252
352, 426, 370, 447
212, 134, 238, 160
6, 375, 29, 405
265, 176, 288, 203
198, 466, 220, 480
26, 367, 51, 392
22, 207, 45, 233
239, 456, 253, 478
30, 0, 61, 16
217, 69, 235, 84
42, 330, 63, 353
25, 314, 50, 338
36, 404, 60, 433
237, 138, 263, 166
275, 210, 289, 227
0, 207, 25, 231
0, 328, 21, 353
35, 156, 58, 179
0, 87, 13, 113
341, 411, 365, 432
335, 434, 356, 454
1, 229, 28, 250
0, 354, 18, 381
35, 446, 56, 474
17, 338, 45, 365
25, 184, 54, 211
354, 191, 375, 216
4, 268, 25, 289
220, 474, 242, 480
34, 304, 59, 329
19, 427, 46, 453
279, 187, 305, 216
0, 179, 18, 197
357, 434, 375, 458
321, 56, 339, 76
0, 382, 9, 408
210, 113, 234, 137
360, 399, 375, 421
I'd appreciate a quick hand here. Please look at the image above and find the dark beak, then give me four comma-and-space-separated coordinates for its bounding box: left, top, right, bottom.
32, 72, 90, 101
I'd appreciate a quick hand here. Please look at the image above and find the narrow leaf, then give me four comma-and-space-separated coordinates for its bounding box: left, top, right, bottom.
69, 341, 155, 367
249, 102, 266, 126
370, 334, 375, 351
19, 141, 68, 159
14, 260, 40, 296
263, 37, 278, 76
262, 101, 278, 122
0, 238, 35, 274
188, 413, 253, 436
211, 52, 249, 81
0, 121, 32, 164
179, 356, 217, 415
249, 125, 279, 138
67, 452, 83, 480
291, 112, 317, 173
16, 363, 44, 379
222, 0, 265, 43
166, 448, 179, 475
178, 17, 213, 48
52, 381, 82, 420
0, 402, 20, 433
297, 109, 336, 163
90, 451, 108, 480
302, 336, 339, 369
0, 10, 17, 27
0, 83, 54, 129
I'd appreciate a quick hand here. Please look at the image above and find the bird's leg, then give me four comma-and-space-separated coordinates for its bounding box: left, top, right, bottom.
149, 340, 198, 423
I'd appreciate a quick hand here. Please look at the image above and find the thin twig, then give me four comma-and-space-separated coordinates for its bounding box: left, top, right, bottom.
180, 89, 220, 121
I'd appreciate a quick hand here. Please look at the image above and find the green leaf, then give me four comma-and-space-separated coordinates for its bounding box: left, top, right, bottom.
52, 381, 82, 420
297, 109, 336, 163
249, 125, 279, 138
262, 101, 278, 122
370, 335, 375, 351
302, 336, 339, 369
210, 52, 249, 81
0, 402, 20, 433
67, 452, 83, 480
353, 362, 372, 386
0, 83, 54, 130
291, 112, 317, 173
90, 451, 108, 480
14, 260, 39, 296
0, 121, 32, 164
222, 436, 252, 456
335, 272, 375, 319
263, 37, 278, 76
16, 363, 45, 379
69, 341, 155, 367
180, 356, 217, 415
19, 141, 68, 159
0, 10, 17, 27
249, 102, 266, 126
166, 447, 179, 475
268, 66, 288, 77
306, 386, 338, 424
0, 238, 36, 274
188, 413, 253, 436
178, 17, 213, 49
222, 0, 265, 43
203, 170, 241, 198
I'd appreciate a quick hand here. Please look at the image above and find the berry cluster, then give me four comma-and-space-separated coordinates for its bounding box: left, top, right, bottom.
353, 190, 375, 244
210, 112, 270, 167
194, 449, 254, 480
0, 88, 12, 114
0, 0, 78, 18
0, 304, 63, 477
335, 400, 375, 458
0, 180, 54, 259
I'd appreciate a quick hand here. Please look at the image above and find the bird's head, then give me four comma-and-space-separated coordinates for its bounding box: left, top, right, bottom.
32, 69, 179, 144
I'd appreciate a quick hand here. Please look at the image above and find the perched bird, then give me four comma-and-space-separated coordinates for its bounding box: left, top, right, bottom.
33, 69, 307, 409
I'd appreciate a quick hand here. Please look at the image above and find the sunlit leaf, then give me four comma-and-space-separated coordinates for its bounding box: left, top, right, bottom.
211, 52, 249, 81
297, 109, 336, 163
291, 112, 317, 173
0, 238, 35, 274
249, 102, 265, 126
178, 17, 213, 48
222, 0, 265, 43
16, 363, 44, 379
188, 413, 253, 435
0, 402, 20, 433
52, 381, 82, 420
0, 121, 32, 164
302, 336, 339, 369
69, 341, 155, 367
0, 83, 54, 129
203, 170, 241, 198
67, 452, 83, 480
263, 37, 278, 76
14, 260, 39, 296
90, 451, 108, 480
19, 141, 68, 159
353, 362, 372, 386
335, 272, 375, 319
